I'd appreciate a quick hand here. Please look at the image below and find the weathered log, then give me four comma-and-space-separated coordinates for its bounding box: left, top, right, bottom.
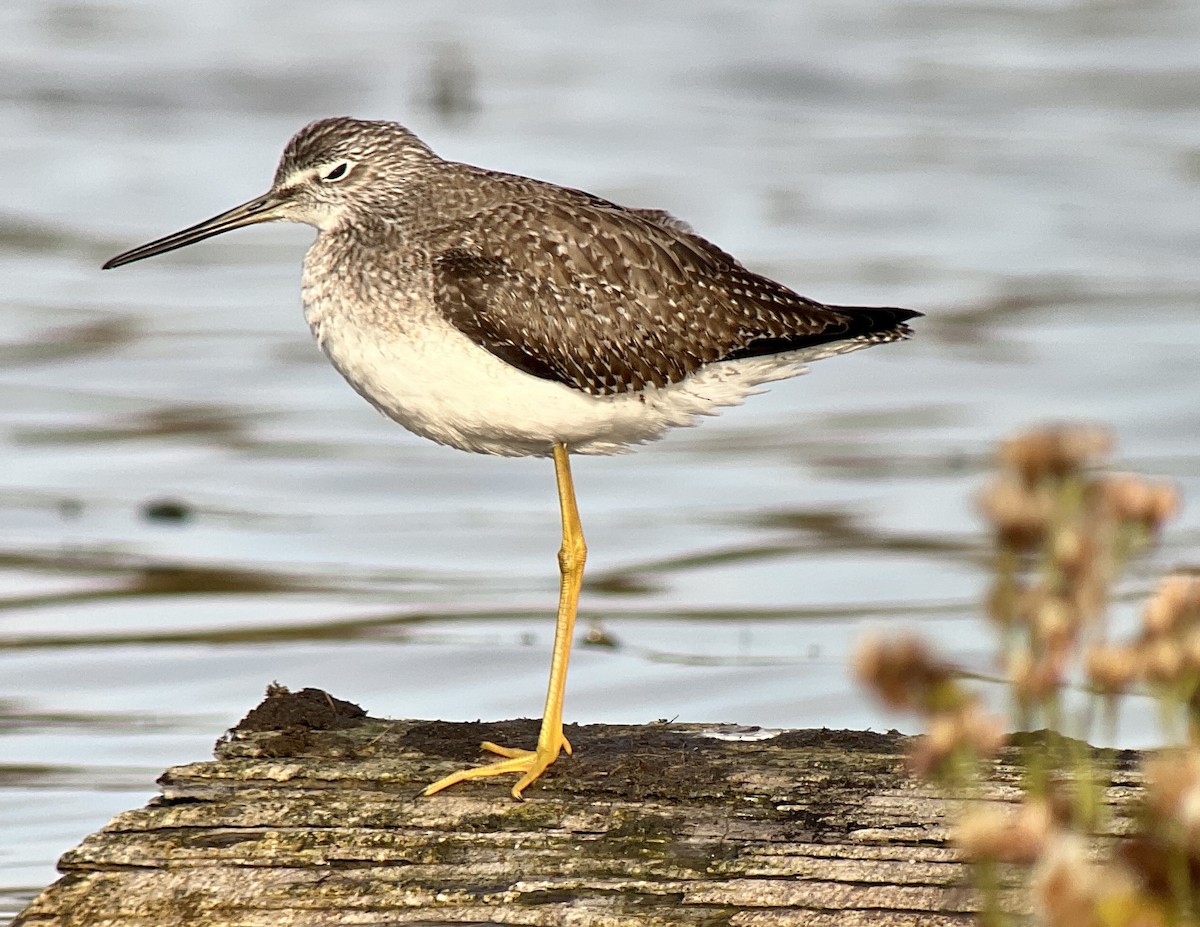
13, 686, 1141, 926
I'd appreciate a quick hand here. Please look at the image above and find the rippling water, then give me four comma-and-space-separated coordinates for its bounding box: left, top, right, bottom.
3, 0, 1199, 916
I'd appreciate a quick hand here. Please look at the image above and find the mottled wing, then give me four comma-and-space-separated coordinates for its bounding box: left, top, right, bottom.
624, 207, 749, 271
432, 199, 907, 396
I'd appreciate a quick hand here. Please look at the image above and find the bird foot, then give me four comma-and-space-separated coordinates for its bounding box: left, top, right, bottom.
421, 730, 572, 800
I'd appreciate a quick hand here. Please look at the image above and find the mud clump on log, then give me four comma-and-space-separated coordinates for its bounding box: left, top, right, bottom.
223, 684, 366, 757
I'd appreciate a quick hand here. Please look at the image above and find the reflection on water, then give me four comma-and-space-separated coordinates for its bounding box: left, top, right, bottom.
3, 0, 1200, 914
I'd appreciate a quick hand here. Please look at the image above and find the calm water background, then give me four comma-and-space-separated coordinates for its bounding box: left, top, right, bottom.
2, 0, 1199, 917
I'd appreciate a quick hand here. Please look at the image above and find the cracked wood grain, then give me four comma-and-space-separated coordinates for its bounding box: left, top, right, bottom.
12, 686, 1141, 927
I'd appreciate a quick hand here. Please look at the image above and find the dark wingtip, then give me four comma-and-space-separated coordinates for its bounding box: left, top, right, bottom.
847, 305, 923, 323
885, 306, 922, 338
827, 305, 923, 338
724, 303, 923, 363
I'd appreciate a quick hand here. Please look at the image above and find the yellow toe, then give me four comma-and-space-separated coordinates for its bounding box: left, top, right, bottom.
421, 737, 567, 799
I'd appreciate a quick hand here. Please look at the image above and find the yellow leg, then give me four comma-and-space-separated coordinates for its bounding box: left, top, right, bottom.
422, 443, 586, 799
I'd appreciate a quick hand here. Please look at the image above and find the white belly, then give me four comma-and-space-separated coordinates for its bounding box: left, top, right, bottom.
306, 307, 816, 458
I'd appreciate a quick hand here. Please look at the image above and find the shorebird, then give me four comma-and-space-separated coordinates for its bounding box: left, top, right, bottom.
103, 117, 921, 799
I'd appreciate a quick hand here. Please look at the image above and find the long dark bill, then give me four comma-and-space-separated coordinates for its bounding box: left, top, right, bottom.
102, 191, 287, 269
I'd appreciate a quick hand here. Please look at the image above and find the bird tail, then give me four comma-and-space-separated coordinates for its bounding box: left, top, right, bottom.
826, 305, 923, 341
723, 304, 922, 364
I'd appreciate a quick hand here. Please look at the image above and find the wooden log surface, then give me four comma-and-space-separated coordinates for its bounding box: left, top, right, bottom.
13, 685, 1142, 927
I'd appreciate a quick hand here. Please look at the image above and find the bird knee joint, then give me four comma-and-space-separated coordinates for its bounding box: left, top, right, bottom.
558, 538, 587, 574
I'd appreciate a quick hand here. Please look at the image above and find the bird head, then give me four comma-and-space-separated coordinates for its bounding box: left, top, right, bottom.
103, 117, 438, 269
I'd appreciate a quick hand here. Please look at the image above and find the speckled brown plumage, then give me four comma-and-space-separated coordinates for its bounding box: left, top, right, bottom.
423, 167, 917, 397
428, 197, 915, 395
105, 116, 922, 447
275, 118, 919, 398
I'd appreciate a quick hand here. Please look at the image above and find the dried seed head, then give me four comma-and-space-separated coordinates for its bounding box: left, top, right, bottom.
960, 701, 1008, 758
1142, 595, 1175, 638
926, 713, 960, 755
1142, 575, 1200, 639
955, 806, 1010, 862
1147, 481, 1182, 527
907, 716, 960, 780
1160, 574, 1200, 609
1101, 475, 1181, 530
1009, 650, 1063, 703
958, 800, 1056, 864
853, 633, 955, 713
1033, 834, 1102, 927
978, 478, 1053, 551
1102, 474, 1149, 520
906, 696, 1006, 780
1035, 596, 1079, 652
1143, 636, 1185, 685
998, 424, 1113, 486
1084, 643, 1141, 694
1144, 751, 1200, 854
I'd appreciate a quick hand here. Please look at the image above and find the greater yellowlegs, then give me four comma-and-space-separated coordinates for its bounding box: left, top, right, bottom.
103, 117, 921, 799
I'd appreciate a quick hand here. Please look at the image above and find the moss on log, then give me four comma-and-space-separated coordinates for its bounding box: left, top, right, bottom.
12, 686, 1141, 926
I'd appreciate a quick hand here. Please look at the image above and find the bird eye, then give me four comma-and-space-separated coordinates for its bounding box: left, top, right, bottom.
320, 161, 353, 182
